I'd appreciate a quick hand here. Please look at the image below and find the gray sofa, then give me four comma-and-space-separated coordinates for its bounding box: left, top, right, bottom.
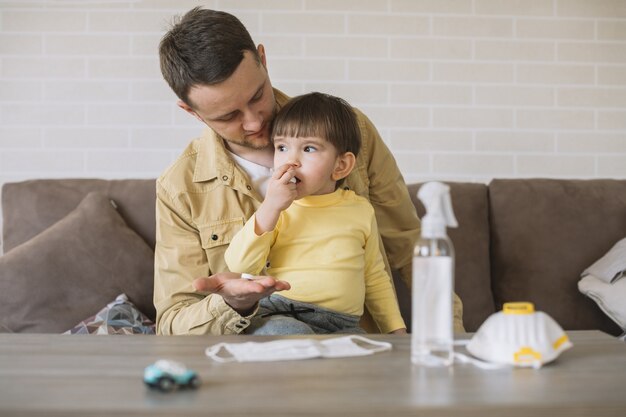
1, 178, 624, 335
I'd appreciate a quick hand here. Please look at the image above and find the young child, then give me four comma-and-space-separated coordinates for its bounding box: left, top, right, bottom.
224, 92, 406, 335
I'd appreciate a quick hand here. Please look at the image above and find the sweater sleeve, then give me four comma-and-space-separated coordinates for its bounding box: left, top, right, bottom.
224, 214, 276, 275
362, 212, 406, 333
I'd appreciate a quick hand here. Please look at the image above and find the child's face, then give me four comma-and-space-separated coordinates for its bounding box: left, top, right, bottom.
273, 135, 342, 198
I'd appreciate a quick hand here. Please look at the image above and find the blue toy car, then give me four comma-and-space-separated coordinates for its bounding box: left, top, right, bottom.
143, 360, 200, 392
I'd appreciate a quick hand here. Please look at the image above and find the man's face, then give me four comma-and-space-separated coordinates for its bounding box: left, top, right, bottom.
182, 49, 276, 150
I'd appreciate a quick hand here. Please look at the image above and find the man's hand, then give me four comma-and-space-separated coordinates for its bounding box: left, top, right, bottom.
192, 272, 291, 316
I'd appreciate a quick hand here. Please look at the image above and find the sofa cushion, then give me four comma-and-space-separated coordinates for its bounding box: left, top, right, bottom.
408, 182, 495, 332
0, 192, 156, 333
2, 178, 156, 253
489, 179, 625, 336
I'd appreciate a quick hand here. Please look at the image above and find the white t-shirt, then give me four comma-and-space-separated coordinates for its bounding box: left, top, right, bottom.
229, 151, 272, 198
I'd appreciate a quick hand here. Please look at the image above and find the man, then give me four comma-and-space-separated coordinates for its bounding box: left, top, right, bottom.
155, 7, 463, 335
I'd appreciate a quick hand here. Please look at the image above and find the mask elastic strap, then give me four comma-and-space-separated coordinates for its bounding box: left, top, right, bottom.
347, 335, 393, 353
453, 352, 509, 370
205, 343, 237, 363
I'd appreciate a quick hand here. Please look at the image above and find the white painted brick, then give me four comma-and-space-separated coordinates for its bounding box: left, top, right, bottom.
598, 156, 626, 177
393, 153, 431, 175
517, 64, 594, 85
88, 57, 161, 79
433, 17, 513, 38
558, 133, 626, 153
476, 86, 554, 106
305, 0, 386, 12
44, 81, 129, 102
269, 58, 345, 81
475, 40, 555, 61
391, 0, 472, 14
0, 150, 84, 173
172, 108, 208, 126
349, 60, 429, 82
44, 128, 129, 149
89, 11, 174, 32
307, 37, 388, 58
0, 128, 42, 148
349, 14, 429, 36
557, 0, 626, 18
131, 34, 163, 56
261, 36, 304, 57
390, 130, 473, 151
434, 108, 514, 129
558, 88, 626, 108
434, 62, 514, 83
598, 21, 626, 40
475, 132, 555, 152
517, 109, 594, 130
131, 81, 177, 101
0, 34, 42, 55
516, 155, 595, 177
0, 80, 42, 101
1, 57, 86, 78
598, 66, 626, 85
222, 0, 301, 11
476, 0, 554, 16
558, 43, 626, 64
46, 34, 131, 55
131, 127, 204, 149
391, 84, 472, 105
87, 104, 172, 125
135, 0, 217, 9
85, 150, 173, 173
261, 13, 344, 34
433, 154, 515, 176
2, 11, 87, 32
391, 38, 472, 60
598, 111, 626, 130
516, 19, 594, 40
1, 104, 84, 126
360, 106, 430, 129
304, 82, 388, 105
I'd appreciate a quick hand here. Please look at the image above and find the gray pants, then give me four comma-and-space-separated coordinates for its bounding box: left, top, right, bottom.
244, 294, 366, 335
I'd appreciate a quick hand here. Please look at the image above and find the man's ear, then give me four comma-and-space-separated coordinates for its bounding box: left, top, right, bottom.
177, 100, 204, 124
332, 152, 356, 181
257, 44, 267, 68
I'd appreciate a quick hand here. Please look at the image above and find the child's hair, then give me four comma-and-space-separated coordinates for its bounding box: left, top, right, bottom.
271, 92, 361, 157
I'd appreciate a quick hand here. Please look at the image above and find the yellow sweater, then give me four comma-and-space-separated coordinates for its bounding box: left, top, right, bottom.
225, 189, 405, 333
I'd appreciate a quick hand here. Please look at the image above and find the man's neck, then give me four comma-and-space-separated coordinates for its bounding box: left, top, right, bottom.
224, 141, 274, 168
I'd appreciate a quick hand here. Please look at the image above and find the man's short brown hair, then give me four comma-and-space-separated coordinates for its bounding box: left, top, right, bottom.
159, 8, 259, 106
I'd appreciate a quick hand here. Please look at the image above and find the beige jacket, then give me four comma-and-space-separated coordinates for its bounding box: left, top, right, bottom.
154, 88, 464, 335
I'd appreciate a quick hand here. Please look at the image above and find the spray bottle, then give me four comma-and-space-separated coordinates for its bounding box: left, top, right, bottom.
411, 182, 458, 366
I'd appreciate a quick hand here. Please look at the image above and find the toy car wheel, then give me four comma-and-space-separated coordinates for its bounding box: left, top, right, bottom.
187, 376, 200, 389
157, 376, 175, 392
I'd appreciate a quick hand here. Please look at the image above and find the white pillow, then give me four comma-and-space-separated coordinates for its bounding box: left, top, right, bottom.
578, 274, 626, 332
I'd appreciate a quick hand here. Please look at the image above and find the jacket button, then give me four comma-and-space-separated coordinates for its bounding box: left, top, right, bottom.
222, 175, 229, 181
211, 234, 218, 241
246, 185, 252, 191
343, 186, 350, 190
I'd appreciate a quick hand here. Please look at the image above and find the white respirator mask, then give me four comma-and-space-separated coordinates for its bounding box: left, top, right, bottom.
205, 335, 392, 363
460, 302, 573, 369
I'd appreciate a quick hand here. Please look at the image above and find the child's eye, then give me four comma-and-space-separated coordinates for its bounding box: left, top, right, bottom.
276, 144, 286, 152
304, 146, 316, 152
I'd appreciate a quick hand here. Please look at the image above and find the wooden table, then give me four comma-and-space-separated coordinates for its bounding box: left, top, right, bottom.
0, 331, 624, 416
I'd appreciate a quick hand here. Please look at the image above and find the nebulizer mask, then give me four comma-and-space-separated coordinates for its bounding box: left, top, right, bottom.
456, 302, 573, 369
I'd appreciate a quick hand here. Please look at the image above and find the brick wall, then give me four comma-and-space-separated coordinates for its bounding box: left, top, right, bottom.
1, 0, 625, 187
